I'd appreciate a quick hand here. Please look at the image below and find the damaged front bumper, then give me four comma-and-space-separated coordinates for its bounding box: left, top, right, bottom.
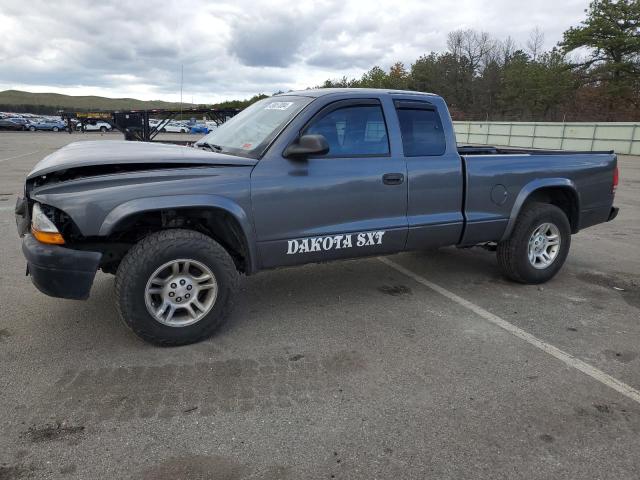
16, 196, 102, 300
21, 235, 102, 300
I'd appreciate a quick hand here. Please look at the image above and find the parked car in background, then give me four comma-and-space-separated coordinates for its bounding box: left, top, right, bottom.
149, 119, 172, 131
189, 123, 209, 134
0, 118, 30, 130
28, 119, 66, 132
76, 121, 112, 132
159, 121, 190, 133
147, 119, 194, 133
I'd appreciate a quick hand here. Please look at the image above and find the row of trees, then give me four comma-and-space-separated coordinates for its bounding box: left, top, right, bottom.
0, 104, 60, 115
211, 93, 269, 110
319, 0, 640, 121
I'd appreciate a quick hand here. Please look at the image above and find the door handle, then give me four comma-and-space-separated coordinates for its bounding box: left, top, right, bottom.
382, 173, 404, 185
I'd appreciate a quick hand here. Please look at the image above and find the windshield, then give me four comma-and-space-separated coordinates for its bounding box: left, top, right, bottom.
198, 96, 312, 158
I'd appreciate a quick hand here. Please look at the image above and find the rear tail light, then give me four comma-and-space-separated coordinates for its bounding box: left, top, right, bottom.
612, 166, 619, 194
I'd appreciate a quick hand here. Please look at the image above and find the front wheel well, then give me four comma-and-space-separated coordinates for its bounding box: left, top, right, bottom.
525, 187, 579, 233
100, 208, 250, 274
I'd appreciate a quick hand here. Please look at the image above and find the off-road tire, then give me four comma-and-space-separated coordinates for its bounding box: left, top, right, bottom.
115, 229, 239, 346
497, 202, 571, 284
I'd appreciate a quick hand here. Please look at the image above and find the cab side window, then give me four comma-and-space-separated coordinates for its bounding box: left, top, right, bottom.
396, 107, 446, 156
304, 104, 389, 157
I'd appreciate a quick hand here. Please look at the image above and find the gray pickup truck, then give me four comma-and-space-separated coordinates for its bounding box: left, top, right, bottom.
15, 88, 619, 345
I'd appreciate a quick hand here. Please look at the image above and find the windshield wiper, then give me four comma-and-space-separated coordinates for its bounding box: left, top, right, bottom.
200, 142, 224, 152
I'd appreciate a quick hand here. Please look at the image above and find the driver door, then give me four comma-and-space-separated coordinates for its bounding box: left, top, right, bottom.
251, 98, 408, 269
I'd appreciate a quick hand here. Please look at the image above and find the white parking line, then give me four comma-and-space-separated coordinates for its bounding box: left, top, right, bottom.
379, 257, 640, 405
0, 150, 43, 163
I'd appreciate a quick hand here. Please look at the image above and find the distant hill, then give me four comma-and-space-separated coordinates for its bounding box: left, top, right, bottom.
0, 90, 195, 114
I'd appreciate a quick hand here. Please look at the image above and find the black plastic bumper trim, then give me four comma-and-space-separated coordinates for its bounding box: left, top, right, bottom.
22, 234, 102, 300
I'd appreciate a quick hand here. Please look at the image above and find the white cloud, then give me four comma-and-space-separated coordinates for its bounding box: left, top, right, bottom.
0, 0, 589, 102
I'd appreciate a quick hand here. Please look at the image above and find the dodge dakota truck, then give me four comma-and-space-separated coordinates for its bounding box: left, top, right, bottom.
15, 88, 619, 345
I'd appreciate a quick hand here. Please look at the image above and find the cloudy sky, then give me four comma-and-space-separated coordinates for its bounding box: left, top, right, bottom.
0, 0, 590, 103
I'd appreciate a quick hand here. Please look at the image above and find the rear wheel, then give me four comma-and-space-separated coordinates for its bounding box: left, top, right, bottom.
115, 229, 239, 346
29, 126, 36, 131
497, 202, 571, 284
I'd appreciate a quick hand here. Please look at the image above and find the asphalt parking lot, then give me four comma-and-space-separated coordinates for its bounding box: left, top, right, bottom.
1, 131, 639, 479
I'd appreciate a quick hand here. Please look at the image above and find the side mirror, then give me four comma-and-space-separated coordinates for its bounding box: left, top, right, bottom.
283, 134, 329, 159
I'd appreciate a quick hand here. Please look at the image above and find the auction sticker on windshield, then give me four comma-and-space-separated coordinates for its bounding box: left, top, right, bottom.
265, 102, 294, 110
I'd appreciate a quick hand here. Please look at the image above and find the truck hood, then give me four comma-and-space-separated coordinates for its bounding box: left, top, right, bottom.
27, 140, 257, 179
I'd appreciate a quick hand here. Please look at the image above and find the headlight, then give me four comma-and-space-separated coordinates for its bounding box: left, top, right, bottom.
31, 203, 65, 245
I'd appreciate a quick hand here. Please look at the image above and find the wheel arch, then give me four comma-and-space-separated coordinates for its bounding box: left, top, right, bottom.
501, 179, 580, 241
99, 195, 257, 273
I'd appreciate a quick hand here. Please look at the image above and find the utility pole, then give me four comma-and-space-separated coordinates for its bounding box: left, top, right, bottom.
179, 64, 184, 120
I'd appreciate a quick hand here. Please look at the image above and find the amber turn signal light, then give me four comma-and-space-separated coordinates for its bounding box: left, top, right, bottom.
31, 227, 65, 245
31, 203, 65, 245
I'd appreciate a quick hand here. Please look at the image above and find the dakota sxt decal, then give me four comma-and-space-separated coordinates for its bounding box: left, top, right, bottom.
287, 231, 385, 255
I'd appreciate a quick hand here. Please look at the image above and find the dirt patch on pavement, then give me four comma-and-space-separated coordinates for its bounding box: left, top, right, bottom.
29, 351, 366, 423
603, 349, 639, 363
378, 285, 412, 296
0, 329, 11, 342
575, 271, 640, 309
0, 465, 26, 480
24, 422, 84, 443
141, 455, 293, 480
141, 455, 246, 480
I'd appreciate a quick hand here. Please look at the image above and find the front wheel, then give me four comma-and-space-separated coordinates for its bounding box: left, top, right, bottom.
29, 126, 36, 131
115, 229, 239, 346
497, 202, 571, 284
100, 126, 107, 132
52, 126, 59, 132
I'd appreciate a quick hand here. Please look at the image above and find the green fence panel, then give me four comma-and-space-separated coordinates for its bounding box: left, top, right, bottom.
453, 121, 640, 155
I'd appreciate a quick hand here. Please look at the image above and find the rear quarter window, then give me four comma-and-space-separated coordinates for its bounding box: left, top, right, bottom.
396, 108, 446, 156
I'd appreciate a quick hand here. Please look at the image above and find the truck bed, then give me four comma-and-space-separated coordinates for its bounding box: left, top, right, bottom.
458, 145, 614, 156
458, 147, 617, 246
